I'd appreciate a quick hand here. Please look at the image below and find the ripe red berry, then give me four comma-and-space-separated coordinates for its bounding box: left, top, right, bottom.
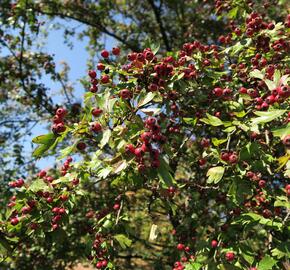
258, 180, 266, 188
211, 240, 218, 248
120, 88, 132, 99
125, 144, 135, 154
11, 217, 19, 226
101, 50, 109, 58
262, 209, 271, 218
96, 262, 102, 269
221, 152, 230, 161
101, 75, 110, 84
225, 251, 235, 262
72, 178, 80, 186
21, 206, 32, 214
229, 153, 238, 164
90, 85, 98, 93
56, 108, 67, 118
97, 63, 105, 70
140, 132, 152, 142
91, 122, 102, 133
151, 159, 160, 168
282, 135, 290, 147
134, 148, 144, 157
88, 70, 97, 78
213, 87, 223, 97
145, 117, 156, 127
92, 108, 103, 117
113, 203, 120, 210
177, 243, 185, 251
102, 260, 108, 267
112, 47, 120, 55
46, 197, 53, 203
16, 178, 24, 187
200, 138, 210, 148
76, 142, 86, 151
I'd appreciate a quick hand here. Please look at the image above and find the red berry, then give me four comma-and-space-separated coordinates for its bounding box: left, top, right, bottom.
56, 108, 67, 118
101, 50, 109, 58
11, 217, 19, 226
213, 87, 223, 97
258, 180, 266, 188
134, 148, 144, 157
140, 132, 152, 142
91, 122, 102, 133
125, 144, 135, 154
229, 153, 238, 164
101, 75, 110, 84
211, 240, 218, 248
88, 70, 97, 78
120, 88, 132, 99
225, 251, 235, 262
72, 178, 80, 186
97, 63, 105, 70
113, 203, 120, 210
112, 47, 120, 55
282, 135, 290, 147
177, 243, 185, 251
221, 152, 230, 161
76, 142, 86, 151
92, 108, 103, 117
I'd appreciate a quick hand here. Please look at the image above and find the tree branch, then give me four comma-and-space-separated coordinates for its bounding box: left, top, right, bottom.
147, 0, 171, 51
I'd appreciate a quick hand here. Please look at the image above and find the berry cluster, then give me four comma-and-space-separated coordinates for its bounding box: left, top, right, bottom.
125, 117, 167, 171
91, 234, 109, 269
8, 178, 24, 188
60, 156, 73, 176
52, 107, 67, 134
220, 151, 239, 164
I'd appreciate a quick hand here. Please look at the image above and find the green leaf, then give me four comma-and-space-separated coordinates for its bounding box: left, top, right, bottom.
252, 110, 286, 125
100, 129, 111, 148
249, 69, 264, 80
157, 156, 175, 187
151, 42, 160, 55
29, 179, 51, 193
212, 138, 227, 147
185, 262, 202, 270
32, 144, 51, 158
271, 241, 290, 259
201, 113, 224, 126
228, 6, 239, 18
113, 234, 132, 249
272, 123, 290, 139
32, 133, 56, 144
258, 255, 277, 270
207, 166, 225, 184
239, 244, 255, 265
138, 92, 156, 108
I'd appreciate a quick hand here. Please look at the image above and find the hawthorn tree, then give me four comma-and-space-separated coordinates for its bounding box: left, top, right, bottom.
0, 1, 290, 270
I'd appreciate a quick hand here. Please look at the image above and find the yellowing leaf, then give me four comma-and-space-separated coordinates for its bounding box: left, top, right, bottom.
207, 166, 225, 184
